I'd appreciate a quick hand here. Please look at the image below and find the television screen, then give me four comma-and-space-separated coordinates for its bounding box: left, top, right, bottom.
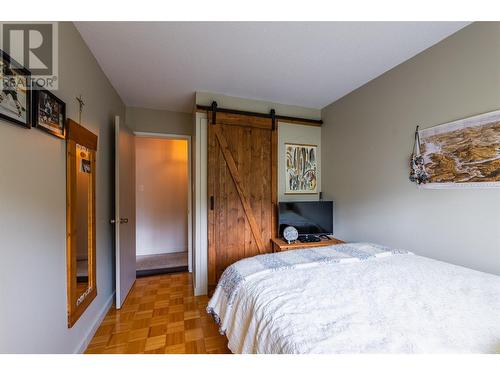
278, 201, 333, 236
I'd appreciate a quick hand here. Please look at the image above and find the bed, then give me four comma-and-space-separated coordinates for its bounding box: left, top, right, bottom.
207, 243, 500, 353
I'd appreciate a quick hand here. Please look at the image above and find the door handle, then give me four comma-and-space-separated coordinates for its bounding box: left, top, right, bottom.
110, 218, 128, 224
210, 196, 214, 210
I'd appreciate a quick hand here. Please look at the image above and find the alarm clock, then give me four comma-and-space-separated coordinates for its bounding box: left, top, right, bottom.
283, 226, 299, 244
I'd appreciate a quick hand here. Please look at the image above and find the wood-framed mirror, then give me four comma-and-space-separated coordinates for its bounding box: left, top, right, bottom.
66, 119, 98, 328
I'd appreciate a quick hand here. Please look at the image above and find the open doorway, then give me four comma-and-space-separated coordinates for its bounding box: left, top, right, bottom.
134, 133, 192, 277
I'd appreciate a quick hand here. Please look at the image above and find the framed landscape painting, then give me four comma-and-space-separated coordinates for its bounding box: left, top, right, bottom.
0, 50, 31, 128
419, 110, 500, 188
285, 143, 318, 194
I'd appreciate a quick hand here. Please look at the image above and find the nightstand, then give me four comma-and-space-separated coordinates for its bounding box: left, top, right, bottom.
271, 236, 345, 252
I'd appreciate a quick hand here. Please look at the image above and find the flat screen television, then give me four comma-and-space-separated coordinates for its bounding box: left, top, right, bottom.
278, 201, 333, 238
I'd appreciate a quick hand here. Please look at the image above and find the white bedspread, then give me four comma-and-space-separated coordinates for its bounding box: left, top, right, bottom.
207, 243, 500, 353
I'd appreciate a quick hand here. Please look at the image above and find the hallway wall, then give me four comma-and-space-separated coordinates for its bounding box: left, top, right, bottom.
135, 137, 189, 256
126, 106, 192, 135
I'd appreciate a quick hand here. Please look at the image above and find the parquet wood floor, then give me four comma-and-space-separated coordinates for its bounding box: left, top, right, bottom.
85, 272, 230, 354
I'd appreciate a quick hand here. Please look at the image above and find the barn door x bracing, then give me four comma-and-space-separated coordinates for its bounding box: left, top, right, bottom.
208, 112, 277, 291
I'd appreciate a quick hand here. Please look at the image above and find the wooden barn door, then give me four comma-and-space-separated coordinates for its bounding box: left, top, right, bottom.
208, 111, 277, 291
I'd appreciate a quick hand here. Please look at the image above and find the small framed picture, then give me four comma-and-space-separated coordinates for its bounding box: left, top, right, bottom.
34, 89, 66, 139
80, 158, 91, 174
0, 50, 32, 128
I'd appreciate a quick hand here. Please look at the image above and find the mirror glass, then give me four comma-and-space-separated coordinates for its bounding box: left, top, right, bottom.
75, 144, 91, 301
66, 119, 97, 328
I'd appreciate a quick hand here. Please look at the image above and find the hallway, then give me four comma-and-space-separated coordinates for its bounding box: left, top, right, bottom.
136, 252, 189, 276
85, 273, 230, 354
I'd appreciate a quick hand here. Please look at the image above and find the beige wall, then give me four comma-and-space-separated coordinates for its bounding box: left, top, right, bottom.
278, 122, 322, 201
126, 106, 192, 136
135, 137, 189, 256
196, 91, 321, 119
321, 22, 500, 275
0, 22, 125, 353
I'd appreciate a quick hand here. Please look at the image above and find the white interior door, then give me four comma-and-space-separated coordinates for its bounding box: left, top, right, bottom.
114, 116, 136, 309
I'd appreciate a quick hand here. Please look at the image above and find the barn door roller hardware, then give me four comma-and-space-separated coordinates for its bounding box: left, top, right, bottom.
270, 109, 276, 131
198, 103, 323, 126
211, 101, 217, 125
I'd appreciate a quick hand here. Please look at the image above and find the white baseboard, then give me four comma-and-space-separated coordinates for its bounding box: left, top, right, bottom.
136, 249, 188, 256
75, 292, 115, 354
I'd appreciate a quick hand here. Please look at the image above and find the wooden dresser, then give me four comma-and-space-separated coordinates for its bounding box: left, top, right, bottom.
271, 237, 345, 252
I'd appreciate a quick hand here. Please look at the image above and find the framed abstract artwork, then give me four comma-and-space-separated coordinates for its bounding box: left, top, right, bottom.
285, 143, 318, 194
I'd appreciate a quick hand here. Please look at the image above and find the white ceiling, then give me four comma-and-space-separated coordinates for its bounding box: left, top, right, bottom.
75, 22, 469, 113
